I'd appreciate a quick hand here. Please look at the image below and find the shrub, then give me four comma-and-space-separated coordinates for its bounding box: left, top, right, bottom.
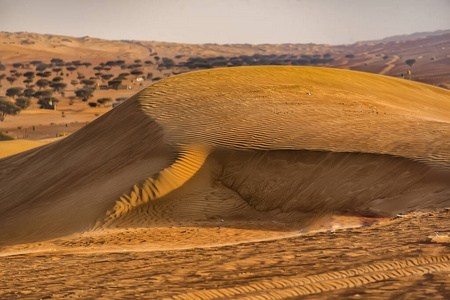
88, 102, 98, 107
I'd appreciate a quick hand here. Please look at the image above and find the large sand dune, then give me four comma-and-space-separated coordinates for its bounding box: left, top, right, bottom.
0, 66, 449, 245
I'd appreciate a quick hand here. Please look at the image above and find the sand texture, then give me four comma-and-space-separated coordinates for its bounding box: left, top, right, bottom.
0, 66, 449, 298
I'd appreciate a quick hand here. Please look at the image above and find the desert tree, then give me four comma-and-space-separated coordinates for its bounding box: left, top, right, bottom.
101, 74, 114, 82
80, 79, 96, 88
66, 66, 77, 74
6, 87, 23, 98
36, 71, 50, 78
107, 79, 122, 90
23, 71, 35, 80
15, 97, 31, 109
30, 60, 42, 66
51, 58, 65, 66
52, 67, 62, 75
83, 62, 92, 68
50, 82, 67, 95
35, 63, 48, 72
39, 96, 59, 109
0, 63, 5, 71
6, 76, 17, 85
70, 79, 79, 87
75, 88, 94, 101
32, 89, 53, 102
36, 79, 51, 89
118, 72, 129, 80
405, 59, 416, 69
72, 61, 82, 67
13, 63, 24, 69
23, 79, 33, 87
23, 87, 35, 98
0, 74, 5, 84
52, 76, 63, 82
77, 72, 85, 80
0, 99, 21, 121
96, 97, 112, 107
130, 69, 143, 78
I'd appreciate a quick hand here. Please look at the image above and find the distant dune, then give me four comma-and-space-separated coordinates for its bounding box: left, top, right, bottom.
0, 66, 449, 245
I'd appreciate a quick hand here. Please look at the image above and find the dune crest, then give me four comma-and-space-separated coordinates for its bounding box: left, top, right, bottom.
0, 66, 449, 244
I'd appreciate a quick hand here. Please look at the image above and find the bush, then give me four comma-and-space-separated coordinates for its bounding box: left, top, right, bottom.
88, 102, 98, 107
345, 54, 355, 59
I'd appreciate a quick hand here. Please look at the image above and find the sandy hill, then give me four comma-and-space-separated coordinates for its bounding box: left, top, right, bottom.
1, 30, 449, 144
0, 66, 449, 246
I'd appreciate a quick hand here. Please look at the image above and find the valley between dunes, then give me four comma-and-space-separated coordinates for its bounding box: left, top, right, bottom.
0, 66, 449, 299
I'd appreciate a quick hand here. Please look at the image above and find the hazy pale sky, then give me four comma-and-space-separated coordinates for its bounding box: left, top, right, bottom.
0, 0, 449, 45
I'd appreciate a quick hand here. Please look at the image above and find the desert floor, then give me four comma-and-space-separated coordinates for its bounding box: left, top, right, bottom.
0, 210, 449, 299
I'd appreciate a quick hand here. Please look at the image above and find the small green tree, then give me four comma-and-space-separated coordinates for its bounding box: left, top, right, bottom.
36, 79, 51, 89
96, 97, 112, 106
6, 76, 17, 85
108, 79, 122, 90
15, 97, 31, 109
6, 87, 23, 98
50, 82, 67, 94
33, 90, 52, 102
405, 59, 416, 69
66, 66, 77, 74
101, 74, 114, 81
52, 76, 64, 82
0, 99, 21, 121
80, 79, 96, 88
75, 88, 94, 101
130, 69, 143, 78
23, 79, 33, 87
23, 71, 35, 79
39, 96, 59, 109
35, 64, 48, 71
23, 88, 35, 97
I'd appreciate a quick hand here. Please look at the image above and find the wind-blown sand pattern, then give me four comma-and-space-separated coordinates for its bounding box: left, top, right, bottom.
0, 66, 449, 244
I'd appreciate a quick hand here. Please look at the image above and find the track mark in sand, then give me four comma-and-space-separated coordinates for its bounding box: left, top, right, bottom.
100, 145, 210, 227
171, 255, 450, 299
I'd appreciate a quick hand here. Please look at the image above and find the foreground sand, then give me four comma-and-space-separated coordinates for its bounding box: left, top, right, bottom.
0, 210, 448, 299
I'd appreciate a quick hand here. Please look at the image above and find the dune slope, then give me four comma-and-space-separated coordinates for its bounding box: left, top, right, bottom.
0, 66, 449, 245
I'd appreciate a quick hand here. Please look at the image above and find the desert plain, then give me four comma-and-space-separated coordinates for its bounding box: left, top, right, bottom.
0, 31, 449, 299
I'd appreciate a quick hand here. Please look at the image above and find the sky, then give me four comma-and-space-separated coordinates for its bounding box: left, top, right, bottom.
0, 0, 449, 45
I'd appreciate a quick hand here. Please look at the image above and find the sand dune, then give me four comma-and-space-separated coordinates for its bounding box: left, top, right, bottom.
0, 66, 449, 245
